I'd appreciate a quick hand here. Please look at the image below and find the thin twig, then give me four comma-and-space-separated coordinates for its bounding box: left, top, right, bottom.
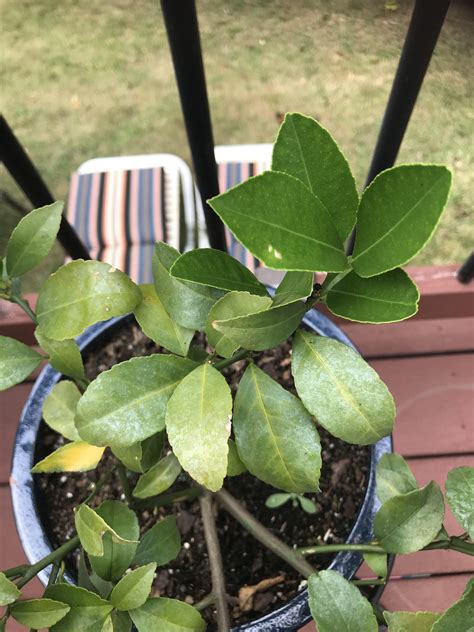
194, 592, 216, 612
298, 543, 386, 556
213, 349, 251, 371
199, 492, 230, 631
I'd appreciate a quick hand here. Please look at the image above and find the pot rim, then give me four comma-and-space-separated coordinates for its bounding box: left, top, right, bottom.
11, 308, 392, 632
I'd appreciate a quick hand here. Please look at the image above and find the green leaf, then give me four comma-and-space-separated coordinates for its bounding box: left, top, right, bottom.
0, 335, 42, 390
112, 442, 144, 473
0, 571, 21, 606
134, 516, 181, 566
384, 610, 441, 631
42, 380, 82, 441
308, 570, 378, 632
10, 598, 70, 629
35, 327, 86, 382
31, 441, 105, 473
110, 563, 156, 611
112, 432, 164, 474
76, 355, 196, 447
374, 481, 445, 554
36, 260, 141, 340
206, 291, 272, 357
134, 284, 194, 356
272, 113, 359, 241
133, 453, 182, 499
431, 581, 474, 632
363, 552, 388, 579
140, 432, 165, 471
6, 201, 63, 277
215, 300, 306, 351
171, 248, 268, 295
89, 500, 140, 582
209, 171, 348, 272
233, 364, 321, 493
376, 453, 418, 505
272, 271, 314, 307
166, 363, 232, 492
109, 611, 132, 632
129, 597, 206, 632
153, 242, 224, 330
265, 493, 291, 508
446, 466, 474, 538
325, 269, 419, 323
74, 504, 138, 557
227, 438, 247, 476
352, 165, 452, 277
298, 495, 317, 514
44, 584, 112, 632
292, 331, 395, 444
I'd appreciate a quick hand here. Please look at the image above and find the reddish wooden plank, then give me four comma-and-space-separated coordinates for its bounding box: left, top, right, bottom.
381, 573, 472, 612
373, 354, 474, 456
0, 383, 32, 484
0, 294, 37, 346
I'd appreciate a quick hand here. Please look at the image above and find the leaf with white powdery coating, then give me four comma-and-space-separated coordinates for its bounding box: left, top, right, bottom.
31, 441, 105, 473
75, 504, 138, 557
0, 335, 42, 391
376, 453, 418, 505
6, 201, 63, 277
42, 380, 82, 441
445, 466, 474, 538
308, 570, 378, 632
133, 453, 182, 499
134, 284, 194, 356
431, 581, 474, 632
76, 355, 196, 447
272, 113, 359, 241
110, 563, 157, 611
129, 597, 206, 632
352, 165, 452, 277
36, 260, 141, 340
292, 331, 394, 444
209, 171, 348, 272
133, 516, 181, 566
44, 584, 112, 632
272, 270, 314, 307
166, 363, 232, 491
325, 269, 419, 323
384, 610, 440, 631
35, 327, 86, 382
233, 364, 321, 493
374, 481, 445, 554
0, 571, 21, 606
10, 598, 70, 629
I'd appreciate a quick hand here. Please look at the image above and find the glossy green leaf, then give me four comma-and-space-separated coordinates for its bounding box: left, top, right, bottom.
209, 171, 347, 272
272, 113, 359, 241
376, 453, 418, 505
445, 466, 474, 538
374, 481, 445, 554
110, 563, 156, 611
134, 516, 181, 566
42, 380, 82, 441
134, 284, 194, 356
432, 581, 474, 632
0, 335, 42, 390
384, 610, 441, 631
166, 363, 232, 491
325, 269, 419, 323
0, 571, 21, 606
36, 260, 141, 340
31, 441, 105, 473
272, 271, 314, 307
112, 442, 144, 473
153, 242, 224, 330
234, 364, 321, 493
352, 165, 452, 277
363, 552, 388, 579
227, 438, 247, 477
44, 584, 112, 632
308, 570, 378, 632
292, 331, 395, 444
265, 493, 291, 508
76, 355, 196, 447
171, 248, 268, 296
6, 201, 63, 277
10, 598, 70, 629
35, 327, 86, 382
140, 432, 165, 471
75, 504, 138, 557
133, 453, 182, 499
215, 300, 306, 351
129, 597, 206, 632
89, 500, 140, 582
206, 291, 272, 357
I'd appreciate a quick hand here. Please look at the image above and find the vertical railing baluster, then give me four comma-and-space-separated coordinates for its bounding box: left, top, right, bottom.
160, 0, 227, 252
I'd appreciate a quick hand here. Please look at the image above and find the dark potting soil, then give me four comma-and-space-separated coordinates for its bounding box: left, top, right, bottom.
34, 321, 370, 627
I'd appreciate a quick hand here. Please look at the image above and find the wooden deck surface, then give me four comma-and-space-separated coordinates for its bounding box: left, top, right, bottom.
1, 265, 473, 630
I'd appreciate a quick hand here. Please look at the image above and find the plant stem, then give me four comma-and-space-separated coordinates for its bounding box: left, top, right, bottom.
424, 536, 474, 556
215, 488, 315, 579
352, 578, 386, 586
132, 486, 202, 511
17, 535, 80, 589
199, 492, 230, 632
47, 561, 61, 587
213, 349, 251, 371
298, 543, 386, 556
3, 564, 29, 579
194, 592, 216, 612
318, 269, 351, 300
84, 469, 113, 504
10, 295, 38, 324
117, 462, 133, 504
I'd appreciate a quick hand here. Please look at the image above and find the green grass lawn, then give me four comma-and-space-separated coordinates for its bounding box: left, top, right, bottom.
1, 0, 472, 291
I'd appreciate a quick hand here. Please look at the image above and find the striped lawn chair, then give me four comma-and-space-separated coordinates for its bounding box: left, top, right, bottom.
197, 144, 272, 271
66, 154, 197, 283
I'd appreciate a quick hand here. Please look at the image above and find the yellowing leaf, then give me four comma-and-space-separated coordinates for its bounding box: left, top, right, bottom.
31, 441, 105, 473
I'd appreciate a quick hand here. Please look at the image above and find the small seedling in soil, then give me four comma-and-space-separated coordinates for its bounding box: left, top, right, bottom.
265, 492, 318, 514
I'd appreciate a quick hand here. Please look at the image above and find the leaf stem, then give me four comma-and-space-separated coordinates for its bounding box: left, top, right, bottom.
318, 269, 352, 300
17, 535, 80, 589
117, 462, 133, 504
298, 543, 386, 556
213, 349, 251, 371
215, 488, 315, 579
424, 536, 474, 556
132, 486, 202, 511
199, 492, 230, 632
194, 592, 216, 612
2, 564, 29, 579
10, 294, 38, 324
352, 578, 386, 586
